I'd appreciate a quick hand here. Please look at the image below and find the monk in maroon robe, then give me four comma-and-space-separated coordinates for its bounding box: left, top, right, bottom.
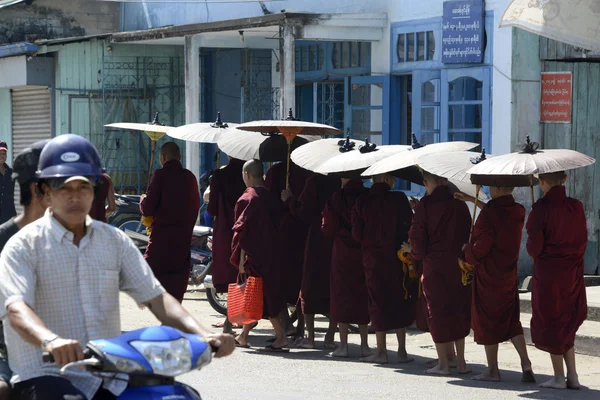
408, 171, 471, 375
352, 174, 415, 364
231, 160, 288, 351
323, 178, 371, 358
282, 174, 339, 349
89, 173, 116, 222
458, 187, 534, 383
207, 157, 247, 332
265, 161, 313, 333
140, 142, 200, 302
526, 171, 588, 390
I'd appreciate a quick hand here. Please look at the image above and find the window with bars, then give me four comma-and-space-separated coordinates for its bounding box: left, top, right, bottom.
397, 31, 436, 63
295, 43, 324, 72
332, 42, 369, 69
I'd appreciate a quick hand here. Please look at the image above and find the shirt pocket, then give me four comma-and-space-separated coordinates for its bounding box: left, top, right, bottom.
97, 269, 120, 318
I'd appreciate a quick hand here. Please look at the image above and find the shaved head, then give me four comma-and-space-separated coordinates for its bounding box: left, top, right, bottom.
539, 171, 566, 186
243, 159, 263, 179
160, 142, 181, 161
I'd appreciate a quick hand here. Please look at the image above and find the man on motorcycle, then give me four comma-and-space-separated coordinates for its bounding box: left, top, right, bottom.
0, 135, 235, 400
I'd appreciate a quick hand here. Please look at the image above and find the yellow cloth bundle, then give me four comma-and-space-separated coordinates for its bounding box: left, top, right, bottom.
458, 258, 473, 286
141, 215, 154, 235
398, 250, 417, 299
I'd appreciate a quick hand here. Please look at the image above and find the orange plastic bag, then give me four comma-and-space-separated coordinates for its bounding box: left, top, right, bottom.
227, 274, 264, 325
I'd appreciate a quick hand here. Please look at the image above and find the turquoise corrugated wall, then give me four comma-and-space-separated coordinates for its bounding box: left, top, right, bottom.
0, 89, 12, 162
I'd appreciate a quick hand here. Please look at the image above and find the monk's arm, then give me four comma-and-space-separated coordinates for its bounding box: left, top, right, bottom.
525, 204, 545, 258
105, 175, 117, 214
321, 200, 338, 238
207, 174, 219, 217
140, 172, 161, 216
463, 209, 494, 263
408, 202, 428, 262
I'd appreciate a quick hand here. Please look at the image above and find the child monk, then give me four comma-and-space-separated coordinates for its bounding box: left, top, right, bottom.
322, 178, 371, 357
408, 171, 472, 375
231, 160, 289, 351
351, 173, 415, 364
526, 171, 588, 389
455, 188, 535, 383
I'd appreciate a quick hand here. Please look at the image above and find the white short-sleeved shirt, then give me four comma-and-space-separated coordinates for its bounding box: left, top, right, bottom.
0, 210, 165, 398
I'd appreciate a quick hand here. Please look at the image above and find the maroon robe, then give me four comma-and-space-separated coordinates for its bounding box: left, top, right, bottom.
265, 162, 313, 304
526, 186, 588, 355
351, 183, 415, 332
464, 195, 525, 345
230, 186, 285, 318
323, 179, 370, 325
90, 174, 111, 223
141, 160, 200, 302
287, 174, 340, 315
207, 158, 246, 293
409, 185, 471, 343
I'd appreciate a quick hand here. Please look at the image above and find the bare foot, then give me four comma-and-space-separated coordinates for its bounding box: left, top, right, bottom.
472, 370, 500, 382
331, 347, 349, 358
360, 352, 388, 364
235, 335, 249, 347
323, 342, 337, 350
361, 346, 373, 358
567, 374, 581, 390
539, 377, 567, 390
297, 338, 315, 349
521, 369, 536, 383
272, 337, 289, 349
458, 366, 472, 375
397, 349, 414, 364
425, 364, 451, 376
426, 358, 457, 368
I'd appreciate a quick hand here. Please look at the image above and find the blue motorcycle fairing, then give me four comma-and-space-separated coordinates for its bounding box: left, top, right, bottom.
118, 382, 201, 400
89, 326, 211, 372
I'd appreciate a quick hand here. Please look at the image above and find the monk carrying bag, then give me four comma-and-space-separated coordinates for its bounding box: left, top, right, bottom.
227, 273, 264, 325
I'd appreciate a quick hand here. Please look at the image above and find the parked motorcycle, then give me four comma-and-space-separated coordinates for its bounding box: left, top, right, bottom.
42, 326, 213, 399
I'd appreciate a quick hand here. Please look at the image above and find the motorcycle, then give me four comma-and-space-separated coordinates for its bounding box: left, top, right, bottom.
42, 326, 214, 399
202, 237, 229, 316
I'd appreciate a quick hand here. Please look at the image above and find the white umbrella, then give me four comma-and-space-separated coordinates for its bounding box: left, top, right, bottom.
166, 112, 239, 144
216, 129, 319, 162
362, 140, 479, 177
315, 140, 411, 177
290, 137, 355, 173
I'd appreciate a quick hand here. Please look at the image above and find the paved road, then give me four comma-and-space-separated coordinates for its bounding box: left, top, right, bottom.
120, 290, 600, 400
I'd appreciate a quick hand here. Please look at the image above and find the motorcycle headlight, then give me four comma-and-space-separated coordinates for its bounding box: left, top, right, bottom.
130, 338, 192, 377
104, 353, 146, 373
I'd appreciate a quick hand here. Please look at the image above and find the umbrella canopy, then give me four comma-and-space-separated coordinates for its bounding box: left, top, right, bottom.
416, 150, 492, 184
501, 0, 600, 53
362, 139, 479, 177
166, 112, 239, 143
105, 113, 173, 141
315, 139, 410, 178
466, 136, 595, 187
236, 108, 342, 137
290, 137, 354, 173
216, 129, 319, 162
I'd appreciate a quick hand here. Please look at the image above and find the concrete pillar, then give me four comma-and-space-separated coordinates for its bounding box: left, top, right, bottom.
279, 24, 296, 119
184, 34, 202, 181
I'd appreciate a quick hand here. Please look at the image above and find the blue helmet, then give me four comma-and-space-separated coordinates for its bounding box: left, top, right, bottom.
37, 134, 103, 181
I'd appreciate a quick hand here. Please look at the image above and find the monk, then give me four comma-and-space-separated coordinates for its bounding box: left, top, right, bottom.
456, 188, 535, 383
407, 171, 471, 375
266, 161, 313, 334
351, 173, 415, 364
232, 160, 289, 351
526, 171, 588, 390
89, 172, 116, 222
323, 178, 371, 358
208, 156, 247, 333
140, 142, 200, 302
282, 174, 340, 349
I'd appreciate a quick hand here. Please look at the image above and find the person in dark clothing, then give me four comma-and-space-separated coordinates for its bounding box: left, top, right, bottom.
89, 173, 116, 223
0, 139, 49, 400
140, 142, 201, 303
0, 141, 16, 225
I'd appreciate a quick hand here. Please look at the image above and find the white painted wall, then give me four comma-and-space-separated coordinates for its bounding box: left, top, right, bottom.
0, 56, 27, 89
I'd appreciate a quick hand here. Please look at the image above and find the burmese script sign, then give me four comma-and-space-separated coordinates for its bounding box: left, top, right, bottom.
442, 0, 485, 64
540, 72, 572, 123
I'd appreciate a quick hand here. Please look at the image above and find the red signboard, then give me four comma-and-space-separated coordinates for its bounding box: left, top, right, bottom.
540, 72, 572, 123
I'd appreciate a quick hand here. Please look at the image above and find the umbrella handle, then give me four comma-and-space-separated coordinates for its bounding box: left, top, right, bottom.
285, 138, 292, 188
529, 174, 535, 204
468, 185, 481, 243
148, 140, 157, 190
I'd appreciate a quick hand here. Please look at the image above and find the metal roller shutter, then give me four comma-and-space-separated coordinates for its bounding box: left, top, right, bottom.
11, 86, 52, 213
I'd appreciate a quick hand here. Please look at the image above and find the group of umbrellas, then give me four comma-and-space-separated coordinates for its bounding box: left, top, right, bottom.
104, 112, 596, 206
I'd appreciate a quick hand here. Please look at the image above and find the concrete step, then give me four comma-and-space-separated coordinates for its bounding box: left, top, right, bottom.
520, 286, 600, 322
520, 312, 600, 357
